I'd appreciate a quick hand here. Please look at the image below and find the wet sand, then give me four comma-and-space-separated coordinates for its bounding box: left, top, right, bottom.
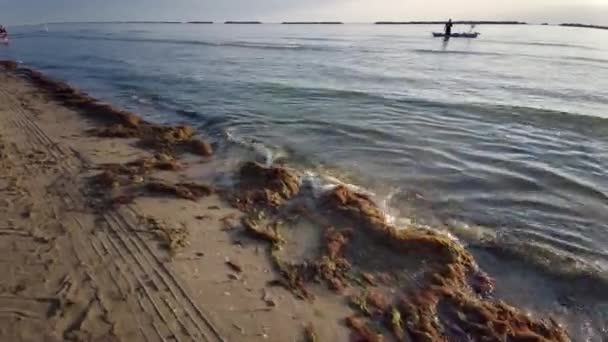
0, 62, 351, 341
0, 61, 573, 342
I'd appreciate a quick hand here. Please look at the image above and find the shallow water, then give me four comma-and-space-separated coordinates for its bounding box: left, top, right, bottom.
2, 22, 608, 339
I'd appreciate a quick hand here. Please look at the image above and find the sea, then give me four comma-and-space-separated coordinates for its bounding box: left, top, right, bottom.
2, 23, 608, 340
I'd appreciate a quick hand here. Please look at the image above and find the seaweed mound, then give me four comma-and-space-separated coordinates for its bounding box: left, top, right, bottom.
100, 154, 182, 175
146, 181, 213, 201
93, 124, 214, 157
319, 185, 570, 341
325, 185, 475, 272
399, 286, 570, 341
1, 61, 213, 158
0, 60, 18, 70
232, 162, 301, 210
325, 185, 386, 229
186, 138, 213, 157
90, 155, 213, 208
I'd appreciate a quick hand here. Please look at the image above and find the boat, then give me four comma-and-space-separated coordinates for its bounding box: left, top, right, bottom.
433, 32, 480, 38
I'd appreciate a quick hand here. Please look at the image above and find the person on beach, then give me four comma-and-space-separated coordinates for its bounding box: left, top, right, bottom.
0, 25, 7, 41
444, 19, 453, 36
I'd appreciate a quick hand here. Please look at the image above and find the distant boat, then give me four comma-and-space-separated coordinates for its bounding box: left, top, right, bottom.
432, 32, 480, 38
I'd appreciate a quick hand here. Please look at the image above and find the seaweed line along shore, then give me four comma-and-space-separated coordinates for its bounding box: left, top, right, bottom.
0, 60, 581, 341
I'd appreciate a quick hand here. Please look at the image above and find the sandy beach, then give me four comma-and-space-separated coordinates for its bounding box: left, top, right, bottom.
0, 60, 577, 342
0, 61, 354, 341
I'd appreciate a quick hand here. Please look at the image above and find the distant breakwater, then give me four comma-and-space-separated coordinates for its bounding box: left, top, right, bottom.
560, 23, 608, 30
42, 20, 526, 26
38, 21, 607, 28
375, 21, 527, 25
282, 22, 344, 25
224, 21, 262, 24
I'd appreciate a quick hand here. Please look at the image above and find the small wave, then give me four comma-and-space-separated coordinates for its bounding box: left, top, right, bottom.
78, 54, 129, 66
300, 171, 422, 228
225, 129, 282, 167
281, 36, 348, 42
125, 29, 151, 33
39, 34, 333, 52
257, 82, 378, 101
411, 49, 505, 57
561, 56, 608, 65
175, 109, 204, 119
379, 187, 401, 226
130, 94, 150, 104
447, 220, 608, 299
301, 170, 425, 230
446, 220, 497, 242
526, 41, 595, 49
257, 81, 608, 127
521, 160, 608, 203
486, 239, 608, 297
301, 170, 374, 198
230, 40, 330, 51
252, 150, 608, 299
501, 83, 608, 105
508, 229, 608, 260
484, 39, 599, 51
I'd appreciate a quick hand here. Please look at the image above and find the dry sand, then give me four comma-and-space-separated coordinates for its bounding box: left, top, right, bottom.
0, 66, 351, 341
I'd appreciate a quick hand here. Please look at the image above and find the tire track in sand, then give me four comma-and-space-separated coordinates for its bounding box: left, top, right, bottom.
0, 82, 225, 342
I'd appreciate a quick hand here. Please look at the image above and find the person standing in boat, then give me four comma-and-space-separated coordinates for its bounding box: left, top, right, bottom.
444, 19, 453, 36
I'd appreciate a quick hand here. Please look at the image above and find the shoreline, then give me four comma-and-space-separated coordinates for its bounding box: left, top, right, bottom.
0, 60, 575, 341
0, 60, 352, 341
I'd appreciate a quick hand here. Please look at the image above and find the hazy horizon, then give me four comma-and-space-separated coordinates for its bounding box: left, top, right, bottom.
0, 0, 607, 26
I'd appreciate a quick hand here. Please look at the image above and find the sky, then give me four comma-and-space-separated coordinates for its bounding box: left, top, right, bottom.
0, 0, 607, 26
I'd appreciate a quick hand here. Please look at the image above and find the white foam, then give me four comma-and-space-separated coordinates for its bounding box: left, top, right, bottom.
379, 187, 401, 226
301, 170, 413, 228
445, 219, 497, 242
225, 129, 281, 167
131, 94, 150, 104
301, 170, 375, 198
223, 132, 459, 245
